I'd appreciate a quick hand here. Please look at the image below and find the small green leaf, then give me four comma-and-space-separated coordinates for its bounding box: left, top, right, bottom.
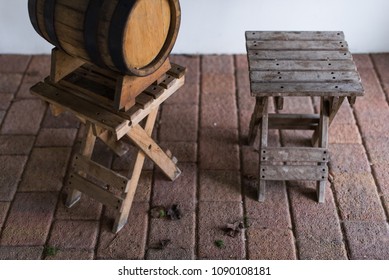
214, 240, 225, 249
44, 246, 59, 257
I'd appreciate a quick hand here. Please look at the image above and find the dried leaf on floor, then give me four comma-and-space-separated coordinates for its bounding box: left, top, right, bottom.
150, 206, 166, 218
224, 221, 244, 237
150, 239, 172, 250
166, 204, 182, 220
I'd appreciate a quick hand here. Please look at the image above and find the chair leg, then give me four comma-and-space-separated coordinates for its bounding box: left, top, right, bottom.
258, 180, 267, 202
316, 97, 330, 203
257, 97, 269, 202
112, 107, 159, 233
66, 122, 96, 208
248, 97, 266, 145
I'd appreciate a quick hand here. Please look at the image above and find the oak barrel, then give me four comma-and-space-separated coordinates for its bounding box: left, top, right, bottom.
28, 0, 181, 76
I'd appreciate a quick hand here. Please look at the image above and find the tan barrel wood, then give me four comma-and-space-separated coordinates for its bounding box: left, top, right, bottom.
29, 0, 180, 76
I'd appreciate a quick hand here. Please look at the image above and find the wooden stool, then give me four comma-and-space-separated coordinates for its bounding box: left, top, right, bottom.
246, 31, 364, 203
31, 49, 185, 232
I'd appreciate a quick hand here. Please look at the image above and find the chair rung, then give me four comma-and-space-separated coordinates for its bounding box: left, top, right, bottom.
260, 147, 329, 163
67, 173, 123, 209
72, 154, 129, 191
268, 113, 319, 130
259, 164, 328, 181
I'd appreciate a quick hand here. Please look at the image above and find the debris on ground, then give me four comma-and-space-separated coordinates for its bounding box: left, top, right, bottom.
150, 239, 172, 250
150, 206, 166, 218
150, 204, 182, 220
214, 240, 225, 249
166, 204, 182, 220
224, 221, 244, 238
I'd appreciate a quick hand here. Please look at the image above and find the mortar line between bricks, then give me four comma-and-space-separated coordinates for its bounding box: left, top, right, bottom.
309, 95, 351, 260
194, 55, 203, 260
233, 55, 249, 260
39, 124, 83, 260
277, 118, 300, 260
356, 55, 389, 222
144, 103, 162, 259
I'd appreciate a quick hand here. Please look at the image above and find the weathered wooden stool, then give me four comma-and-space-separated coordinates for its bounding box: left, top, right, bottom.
31, 49, 185, 232
246, 31, 364, 203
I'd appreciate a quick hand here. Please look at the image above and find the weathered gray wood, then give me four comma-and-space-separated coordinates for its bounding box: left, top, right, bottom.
248, 97, 266, 145
246, 31, 345, 41
312, 96, 345, 145
247, 50, 352, 61
274, 97, 284, 110
249, 60, 356, 71
251, 82, 364, 96
317, 97, 330, 203
247, 40, 348, 51
67, 172, 123, 209
245, 31, 364, 203
66, 122, 96, 208
261, 147, 329, 163
250, 71, 360, 83
260, 165, 328, 181
72, 153, 129, 191
258, 97, 269, 202
268, 113, 319, 130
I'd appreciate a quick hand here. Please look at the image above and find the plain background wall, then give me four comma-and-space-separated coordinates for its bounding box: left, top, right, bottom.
1, 0, 389, 54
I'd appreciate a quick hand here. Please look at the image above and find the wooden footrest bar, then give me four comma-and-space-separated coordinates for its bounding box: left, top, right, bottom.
268, 114, 319, 130
72, 154, 129, 192
261, 147, 329, 163
68, 173, 123, 209
259, 165, 328, 181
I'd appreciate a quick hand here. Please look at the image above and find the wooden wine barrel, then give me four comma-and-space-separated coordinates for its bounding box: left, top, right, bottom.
28, 0, 181, 76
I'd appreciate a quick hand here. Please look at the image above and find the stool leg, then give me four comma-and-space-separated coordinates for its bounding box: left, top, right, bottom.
312, 97, 344, 146
317, 97, 330, 203
66, 122, 96, 207
249, 97, 266, 145
258, 97, 269, 202
113, 107, 159, 233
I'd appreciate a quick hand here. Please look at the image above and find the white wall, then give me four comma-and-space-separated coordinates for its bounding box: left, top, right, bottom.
1, 0, 389, 54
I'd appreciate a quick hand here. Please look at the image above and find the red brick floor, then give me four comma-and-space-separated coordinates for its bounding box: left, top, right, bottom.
0, 54, 389, 260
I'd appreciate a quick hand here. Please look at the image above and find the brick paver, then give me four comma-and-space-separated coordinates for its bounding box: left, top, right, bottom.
0, 135, 35, 155
343, 221, 389, 259
1, 99, 46, 135
35, 128, 78, 147
0, 54, 389, 260
0, 55, 31, 73
332, 173, 386, 221
18, 147, 71, 192
288, 181, 347, 260
0, 246, 43, 260
0, 192, 57, 246
97, 203, 149, 259
48, 220, 99, 250
45, 249, 94, 260
0, 155, 28, 201
198, 202, 245, 259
